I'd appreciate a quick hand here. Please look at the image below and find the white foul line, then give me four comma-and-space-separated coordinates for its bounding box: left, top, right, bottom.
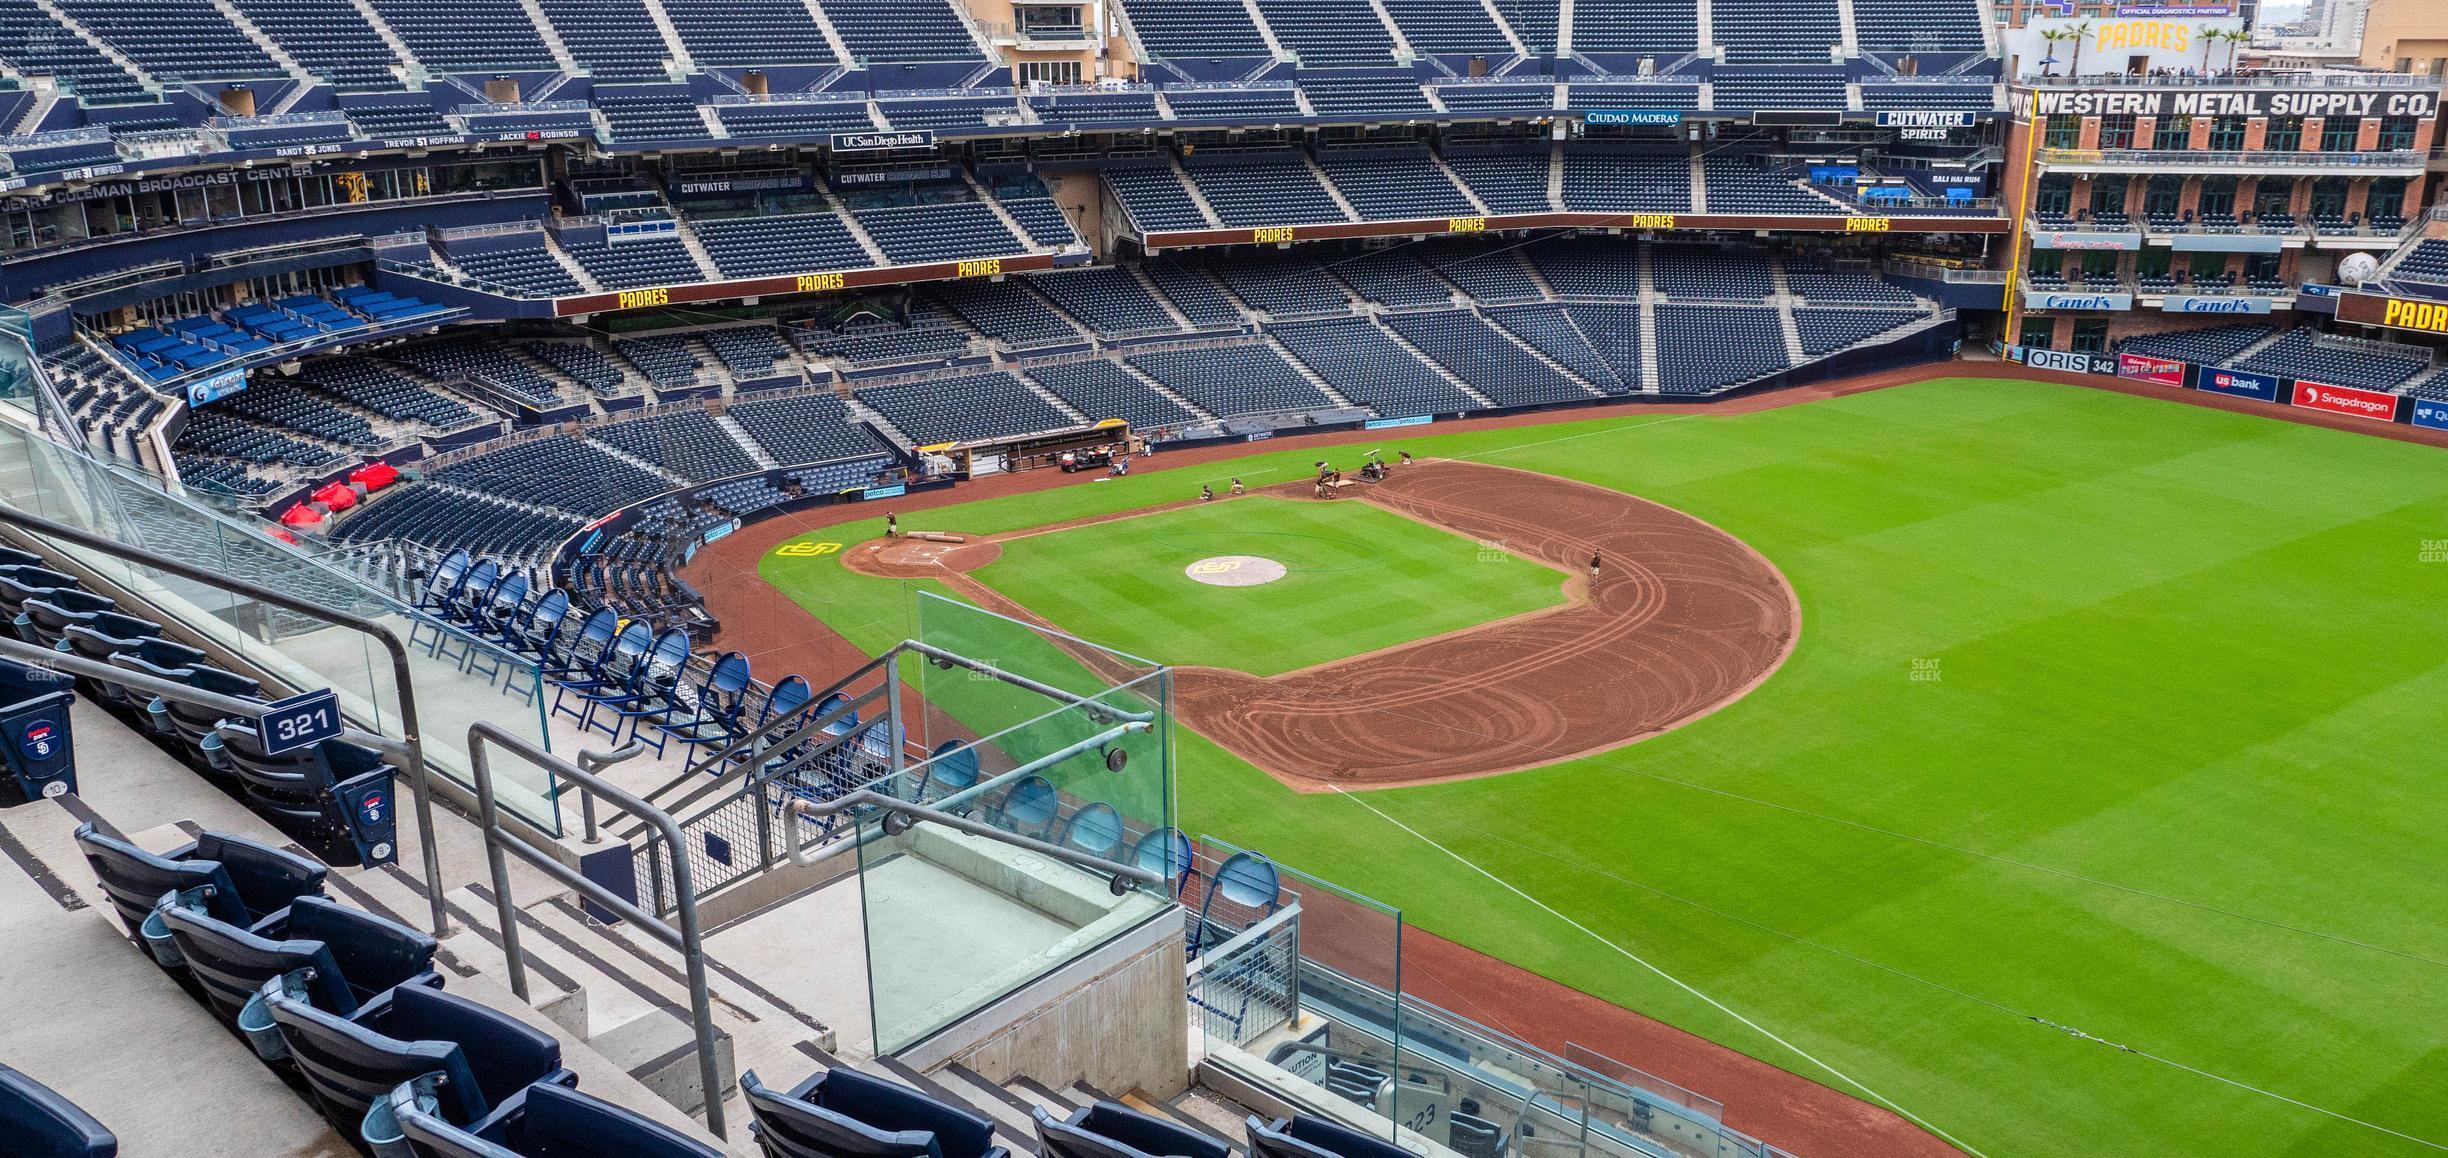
1330, 785, 1995, 1158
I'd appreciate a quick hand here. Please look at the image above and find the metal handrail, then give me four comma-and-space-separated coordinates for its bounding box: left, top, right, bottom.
467, 722, 727, 1140
0, 503, 449, 938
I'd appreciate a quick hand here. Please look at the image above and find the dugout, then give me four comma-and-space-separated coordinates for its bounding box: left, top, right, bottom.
922, 418, 1138, 475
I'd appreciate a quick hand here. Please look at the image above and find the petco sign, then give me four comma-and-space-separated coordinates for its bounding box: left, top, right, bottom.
2291, 380, 2401, 422
2117, 353, 2186, 386
2161, 295, 2272, 315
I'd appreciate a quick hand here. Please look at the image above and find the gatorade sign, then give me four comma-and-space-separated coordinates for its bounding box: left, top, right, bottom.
2290, 380, 2400, 422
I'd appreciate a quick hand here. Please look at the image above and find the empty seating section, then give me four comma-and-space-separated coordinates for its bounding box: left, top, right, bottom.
176, 411, 340, 470
1561, 149, 1689, 212
876, 97, 1014, 129
663, 0, 836, 64
856, 371, 1075, 442
1163, 87, 1303, 120
2236, 328, 2428, 388
1713, 0, 1833, 63
56, 0, 278, 80
1211, 255, 1352, 317
1103, 167, 1211, 231
1566, 83, 1700, 111
1034, 268, 1178, 335
1527, 241, 1640, 298
540, 0, 672, 79
824, 0, 984, 62
448, 238, 585, 296
726, 392, 883, 463
1298, 74, 1433, 116
526, 341, 627, 391
2117, 324, 2273, 367
1506, 0, 1559, 51
440, 435, 673, 511
1443, 150, 1554, 214
1704, 155, 1835, 213
1031, 90, 1162, 124
391, 338, 563, 407
934, 281, 1079, 346
1419, 240, 1544, 303
1787, 264, 1914, 305
1565, 0, 1695, 54
1854, 0, 1987, 53
1028, 359, 1200, 429
1123, 0, 1268, 60
341, 96, 453, 137
1860, 83, 1996, 111
2390, 240, 2448, 287
1316, 149, 1475, 220
221, 380, 380, 447
1254, 0, 1395, 66
615, 335, 703, 385
1329, 250, 1452, 308
1184, 157, 1347, 225
1652, 244, 1773, 300
1490, 303, 1632, 394
1432, 84, 1554, 111
366, 0, 555, 71
596, 90, 705, 139
1001, 195, 1080, 247
1794, 308, 1920, 355
703, 326, 795, 377
716, 101, 876, 138
1656, 304, 1786, 393
1129, 345, 1332, 417
0, 0, 146, 102
1380, 0, 1511, 56
852, 202, 1026, 265
592, 409, 759, 481
1273, 316, 1479, 415
797, 319, 971, 366
296, 358, 480, 427
691, 212, 869, 277
1145, 261, 1244, 326
1386, 309, 1591, 406
562, 233, 703, 290
1712, 69, 1847, 112
336, 485, 583, 560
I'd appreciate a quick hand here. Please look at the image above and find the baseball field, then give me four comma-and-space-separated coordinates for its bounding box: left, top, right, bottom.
748, 375, 2448, 1158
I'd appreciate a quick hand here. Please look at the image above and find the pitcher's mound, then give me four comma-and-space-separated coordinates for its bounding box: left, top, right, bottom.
1186, 556, 1287, 587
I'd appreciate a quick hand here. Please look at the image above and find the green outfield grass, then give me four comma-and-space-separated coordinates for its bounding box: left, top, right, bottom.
756, 377, 2448, 1158
967, 496, 1567, 675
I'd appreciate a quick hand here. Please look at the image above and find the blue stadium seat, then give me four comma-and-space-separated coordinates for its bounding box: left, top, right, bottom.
1246, 1114, 1408, 1158
379, 1075, 724, 1157
740, 1066, 1011, 1158
73, 823, 327, 941
0, 1063, 116, 1158
262, 975, 574, 1137
157, 891, 441, 1025
1034, 1101, 1230, 1158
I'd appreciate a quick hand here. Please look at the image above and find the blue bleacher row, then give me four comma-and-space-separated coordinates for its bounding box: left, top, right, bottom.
112, 287, 452, 385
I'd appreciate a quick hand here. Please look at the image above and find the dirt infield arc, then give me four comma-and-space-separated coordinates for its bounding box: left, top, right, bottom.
848, 460, 1799, 790
1181, 462, 1797, 787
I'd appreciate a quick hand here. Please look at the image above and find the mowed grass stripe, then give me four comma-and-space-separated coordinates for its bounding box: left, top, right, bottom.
758, 378, 2448, 1157
971, 496, 1568, 676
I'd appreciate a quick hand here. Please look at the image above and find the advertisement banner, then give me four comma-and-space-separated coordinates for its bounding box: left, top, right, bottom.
1874, 111, 1978, 129
2196, 366, 2282, 402
2117, 353, 2188, 386
1582, 109, 1683, 126
2336, 291, 2448, 336
2410, 396, 2448, 431
2290, 379, 2401, 422
2030, 231, 2143, 252
2161, 295, 2273, 315
187, 367, 248, 407
2026, 291, 2134, 311
2021, 348, 2118, 375
830, 130, 935, 152
2193, 364, 2281, 401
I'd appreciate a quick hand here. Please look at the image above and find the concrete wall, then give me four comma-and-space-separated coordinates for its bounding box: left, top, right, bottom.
916, 912, 1190, 1097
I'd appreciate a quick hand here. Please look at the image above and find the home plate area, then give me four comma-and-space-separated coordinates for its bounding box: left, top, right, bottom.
1184, 555, 1287, 586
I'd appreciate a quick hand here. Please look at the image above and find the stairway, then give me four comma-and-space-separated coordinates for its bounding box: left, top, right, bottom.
1116, 358, 1216, 421
1375, 318, 1498, 408
714, 413, 779, 468
211, 0, 317, 85
1264, 337, 1361, 409
1168, 160, 1227, 228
